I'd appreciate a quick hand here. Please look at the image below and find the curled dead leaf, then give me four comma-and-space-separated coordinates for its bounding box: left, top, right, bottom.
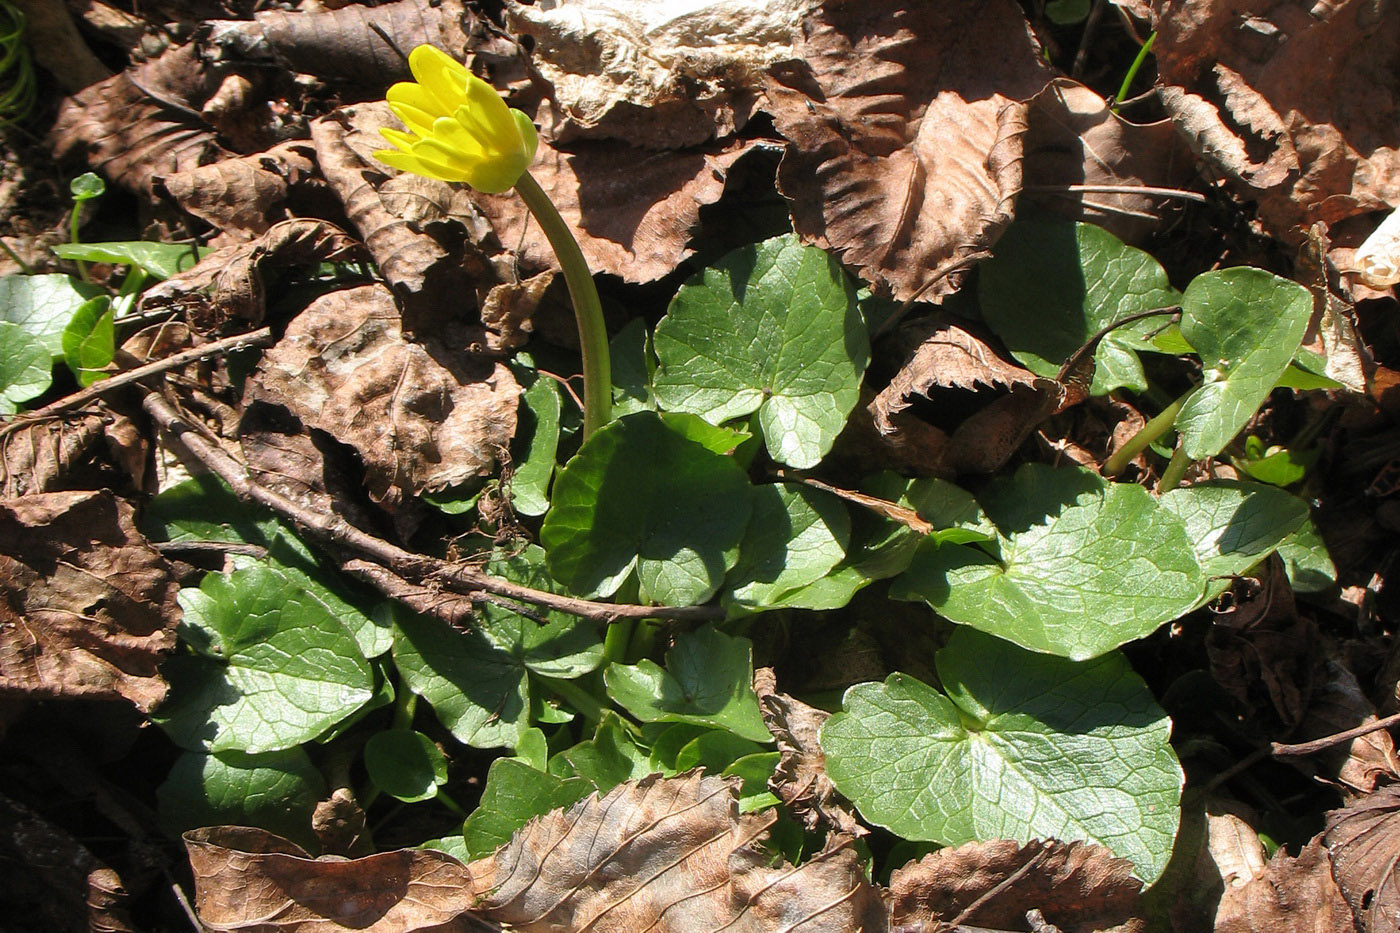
472, 771, 885, 932
184, 825, 476, 932
1215, 836, 1354, 933
888, 838, 1145, 932
0, 491, 179, 712
247, 284, 518, 510
763, 0, 1050, 300
1291, 655, 1400, 795
1324, 784, 1400, 933
157, 140, 322, 241
1152, 0, 1400, 242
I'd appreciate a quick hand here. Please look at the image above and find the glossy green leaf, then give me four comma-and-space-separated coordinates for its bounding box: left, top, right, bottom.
652, 234, 869, 467
723, 483, 850, 612
0, 272, 101, 358
157, 748, 326, 852
51, 240, 204, 281
154, 562, 375, 753
1175, 268, 1313, 458
1236, 436, 1315, 487
477, 547, 604, 679
605, 626, 770, 741
462, 758, 592, 860
674, 731, 768, 774
1278, 516, 1336, 594
722, 751, 782, 810
821, 627, 1183, 883
979, 218, 1180, 394
1160, 481, 1308, 605
60, 296, 113, 385
541, 411, 754, 605
0, 321, 51, 414
364, 730, 448, 803
610, 317, 656, 417
69, 172, 105, 201
509, 365, 561, 516
556, 712, 652, 792
891, 464, 1203, 659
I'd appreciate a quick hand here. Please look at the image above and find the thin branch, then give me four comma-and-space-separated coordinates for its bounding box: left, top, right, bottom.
1024, 183, 1211, 205
5, 327, 273, 430
1271, 710, 1400, 758
949, 845, 1052, 928
139, 387, 722, 625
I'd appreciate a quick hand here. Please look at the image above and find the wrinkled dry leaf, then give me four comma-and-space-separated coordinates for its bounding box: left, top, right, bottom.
764, 0, 1049, 300
1153, 0, 1400, 242
157, 140, 321, 241
0, 791, 135, 933
1204, 804, 1269, 891
248, 284, 518, 510
473, 136, 758, 284
505, 0, 806, 148
312, 788, 372, 859
0, 491, 179, 712
1352, 206, 1400, 289
1296, 223, 1372, 393
1023, 78, 1195, 241
1324, 784, 1400, 933
312, 103, 507, 334
754, 668, 865, 837
1215, 836, 1354, 933
140, 218, 363, 333
206, 0, 470, 87
472, 771, 885, 932
9, 0, 111, 93
50, 43, 232, 195
185, 826, 477, 932
1292, 655, 1400, 795
888, 838, 1145, 932
0, 414, 107, 497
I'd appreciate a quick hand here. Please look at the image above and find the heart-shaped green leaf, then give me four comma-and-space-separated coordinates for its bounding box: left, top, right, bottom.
1175, 268, 1313, 459
157, 748, 326, 852
508, 364, 561, 516
463, 758, 592, 860
722, 483, 850, 612
979, 218, 1180, 394
0, 273, 101, 358
891, 464, 1203, 659
555, 712, 653, 792
51, 240, 205, 280
542, 411, 754, 606
154, 562, 375, 753
653, 234, 869, 467
820, 627, 1182, 883
0, 321, 52, 414
605, 626, 770, 742
364, 729, 448, 803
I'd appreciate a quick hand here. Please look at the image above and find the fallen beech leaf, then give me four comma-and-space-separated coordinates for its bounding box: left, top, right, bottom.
1215, 837, 1354, 933
1023, 78, 1195, 241
205, 0, 470, 87
1352, 206, 1400, 288
1325, 784, 1400, 932
471, 771, 885, 932
764, 0, 1050, 300
248, 283, 518, 509
0, 491, 179, 712
754, 668, 865, 837
157, 141, 321, 240
50, 43, 232, 195
184, 825, 476, 931
140, 218, 363, 333
1152, 0, 1400, 242
0, 414, 106, 497
1292, 655, 1400, 794
505, 0, 806, 148
889, 838, 1145, 931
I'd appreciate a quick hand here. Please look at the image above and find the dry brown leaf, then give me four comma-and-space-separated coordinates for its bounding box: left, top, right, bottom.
754, 668, 865, 837
248, 284, 518, 510
0, 414, 107, 497
184, 826, 478, 932
505, 0, 805, 148
0, 791, 135, 932
50, 43, 232, 195
156, 140, 321, 240
1022, 77, 1195, 241
1292, 655, 1400, 795
473, 136, 758, 284
140, 218, 363, 333
205, 0, 470, 88
0, 491, 179, 712
1324, 784, 1400, 932
1214, 836, 1354, 933
888, 838, 1145, 932
471, 771, 885, 932
1152, 0, 1400, 243
763, 0, 1050, 301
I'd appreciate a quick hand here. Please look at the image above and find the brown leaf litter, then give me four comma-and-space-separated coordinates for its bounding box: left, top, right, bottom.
1213, 836, 1355, 933
1325, 783, 1400, 933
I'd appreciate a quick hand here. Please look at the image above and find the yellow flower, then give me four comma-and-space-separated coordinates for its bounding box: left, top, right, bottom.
375, 45, 538, 194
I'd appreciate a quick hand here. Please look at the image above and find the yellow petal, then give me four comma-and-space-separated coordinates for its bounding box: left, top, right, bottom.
374, 148, 463, 182
432, 115, 490, 161
460, 73, 519, 151
378, 128, 418, 153
414, 52, 469, 116
387, 82, 450, 126
408, 45, 468, 88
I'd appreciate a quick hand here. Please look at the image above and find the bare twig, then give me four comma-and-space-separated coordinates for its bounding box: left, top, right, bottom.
1024, 184, 1211, 205
949, 845, 1052, 928
1271, 709, 1400, 757
139, 388, 723, 625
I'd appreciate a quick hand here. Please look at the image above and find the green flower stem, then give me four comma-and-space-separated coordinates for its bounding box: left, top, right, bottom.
513, 170, 611, 439
1102, 390, 1190, 476
1158, 442, 1192, 492
602, 619, 632, 666
1114, 31, 1156, 109
434, 788, 466, 817
535, 672, 608, 727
